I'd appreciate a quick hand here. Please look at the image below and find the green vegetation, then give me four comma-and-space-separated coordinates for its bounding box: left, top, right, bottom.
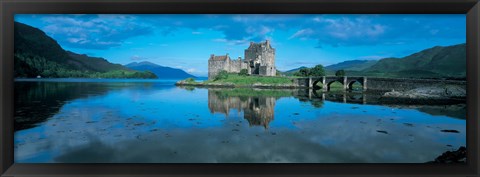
310, 65, 326, 76
214, 70, 229, 81
282, 66, 307, 76
276, 69, 282, 76
294, 68, 311, 77
325, 60, 378, 72
335, 70, 345, 77
184, 77, 196, 83
14, 22, 157, 79
363, 43, 466, 79
287, 43, 466, 79
293, 64, 326, 77
205, 73, 293, 86
238, 69, 249, 76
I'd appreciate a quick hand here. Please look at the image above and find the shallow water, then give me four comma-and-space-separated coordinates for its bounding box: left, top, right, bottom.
14, 79, 466, 163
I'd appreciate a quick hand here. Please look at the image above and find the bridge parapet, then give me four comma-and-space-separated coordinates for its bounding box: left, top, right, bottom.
292, 76, 465, 92
293, 76, 367, 91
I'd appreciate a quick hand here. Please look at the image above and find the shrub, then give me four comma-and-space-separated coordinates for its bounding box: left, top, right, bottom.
238, 69, 249, 76
214, 70, 229, 81
310, 64, 325, 77
335, 70, 346, 77
276, 69, 282, 76
294, 68, 310, 77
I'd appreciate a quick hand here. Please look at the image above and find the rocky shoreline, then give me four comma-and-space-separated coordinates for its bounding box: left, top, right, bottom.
380, 86, 466, 105
427, 146, 466, 163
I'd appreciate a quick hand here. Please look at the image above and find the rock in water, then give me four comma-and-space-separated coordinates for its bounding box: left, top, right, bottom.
428, 146, 466, 163
440, 129, 460, 133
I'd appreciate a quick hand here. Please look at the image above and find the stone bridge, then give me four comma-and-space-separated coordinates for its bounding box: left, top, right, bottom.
293, 76, 466, 92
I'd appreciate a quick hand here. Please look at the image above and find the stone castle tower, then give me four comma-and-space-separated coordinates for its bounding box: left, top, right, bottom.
208, 40, 276, 80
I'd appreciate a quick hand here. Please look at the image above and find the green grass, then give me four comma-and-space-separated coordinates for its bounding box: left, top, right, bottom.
184, 77, 196, 83
204, 74, 293, 86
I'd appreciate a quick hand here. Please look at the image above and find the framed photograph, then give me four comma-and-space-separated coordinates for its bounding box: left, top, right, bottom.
1, 0, 479, 176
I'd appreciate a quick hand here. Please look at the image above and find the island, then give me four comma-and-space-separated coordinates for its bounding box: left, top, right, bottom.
176, 40, 466, 104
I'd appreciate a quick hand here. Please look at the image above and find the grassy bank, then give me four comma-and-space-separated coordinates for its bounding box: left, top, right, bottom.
178, 74, 294, 87
206, 74, 293, 85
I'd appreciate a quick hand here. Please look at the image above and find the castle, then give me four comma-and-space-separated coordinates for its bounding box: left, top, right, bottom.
208, 40, 276, 80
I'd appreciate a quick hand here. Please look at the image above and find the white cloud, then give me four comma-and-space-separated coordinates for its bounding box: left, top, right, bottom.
130, 55, 148, 61
289, 29, 315, 39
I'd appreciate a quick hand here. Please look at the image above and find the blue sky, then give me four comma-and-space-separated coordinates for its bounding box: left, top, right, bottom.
15, 14, 466, 77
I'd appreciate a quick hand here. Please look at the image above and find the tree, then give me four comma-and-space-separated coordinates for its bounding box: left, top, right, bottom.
276, 69, 282, 76
310, 64, 325, 76
294, 68, 310, 77
238, 69, 248, 76
335, 70, 345, 77
185, 77, 195, 83
214, 70, 229, 81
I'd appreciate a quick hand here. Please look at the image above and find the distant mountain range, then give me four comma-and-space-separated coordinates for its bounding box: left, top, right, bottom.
14, 22, 196, 79
282, 66, 308, 76
284, 43, 466, 79
364, 43, 465, 78
14, 22, 156, 79
125, 61, 196, 79
325, 60, 378, 71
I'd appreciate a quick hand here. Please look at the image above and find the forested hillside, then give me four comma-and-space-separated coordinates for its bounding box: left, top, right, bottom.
14, 22, 157, 79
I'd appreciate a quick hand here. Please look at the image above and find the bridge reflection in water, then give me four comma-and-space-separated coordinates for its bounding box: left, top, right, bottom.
207, 88, 369, 129
294, 89, 368, 105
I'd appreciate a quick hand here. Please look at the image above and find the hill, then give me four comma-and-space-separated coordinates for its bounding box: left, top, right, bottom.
281, 66, 308, 76
284, 43, 465, 79
325, 60, 377, 72
364, 43, 466, 78
14, 22, 156, 79
125, 61, 196, 79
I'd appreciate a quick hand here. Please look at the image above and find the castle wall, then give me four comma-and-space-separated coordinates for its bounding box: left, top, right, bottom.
229, 59, 244, 73
244, 43, 275, 66
208, 40, 276, 80
208, 60, 226, 80
208, 57, 247, 79
244, 41, 276, 76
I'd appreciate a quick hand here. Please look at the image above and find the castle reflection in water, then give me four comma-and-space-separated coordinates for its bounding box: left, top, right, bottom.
208, 89, 276, 129
206, 88, 371, 129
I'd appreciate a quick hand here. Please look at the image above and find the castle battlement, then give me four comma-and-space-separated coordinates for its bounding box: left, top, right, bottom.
208, 40, 276, 80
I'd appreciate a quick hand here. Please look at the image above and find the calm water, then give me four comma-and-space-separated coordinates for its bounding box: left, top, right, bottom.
14, 79, 466, 163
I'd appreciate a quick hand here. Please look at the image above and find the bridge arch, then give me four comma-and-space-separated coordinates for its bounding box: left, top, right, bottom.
300, 76, 368, 92
347, 80, 364, 91
311, 80, 323, 89
326, 80, 344, 91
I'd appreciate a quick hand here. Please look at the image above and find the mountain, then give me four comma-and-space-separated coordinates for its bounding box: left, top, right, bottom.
281, 66, 308, 76
325, 60, 377, 71
364, 43, 466, 78
285, 43, 465, 79
14, 22, 156, 79
125, 61, 196, 79
67, 51, 128, 72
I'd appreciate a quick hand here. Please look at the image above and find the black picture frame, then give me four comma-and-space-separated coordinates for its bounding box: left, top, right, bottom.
1, 0, 479, 176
